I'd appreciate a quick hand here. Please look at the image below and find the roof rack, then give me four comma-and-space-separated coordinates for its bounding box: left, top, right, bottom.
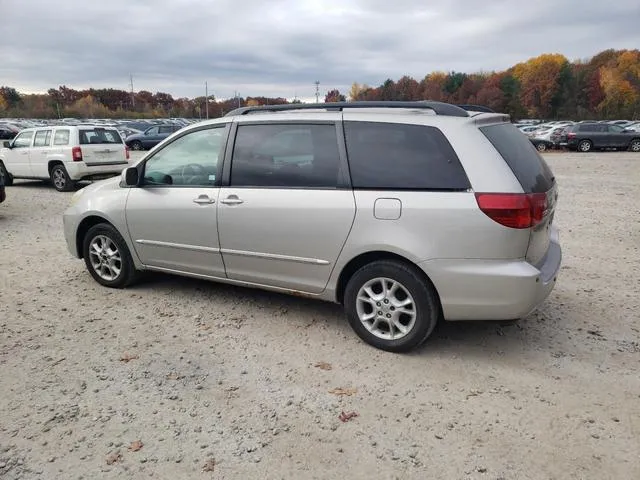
456, 104, 496, 113
225, 101, 470, 118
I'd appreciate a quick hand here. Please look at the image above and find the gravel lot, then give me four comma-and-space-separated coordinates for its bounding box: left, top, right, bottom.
1, 151, 639, 479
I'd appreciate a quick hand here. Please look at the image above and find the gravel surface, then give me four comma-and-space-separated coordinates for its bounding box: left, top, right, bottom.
1, 151, 639, 479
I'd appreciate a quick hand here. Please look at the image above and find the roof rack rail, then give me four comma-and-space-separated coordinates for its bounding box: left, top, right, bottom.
225, 101, 470, 118
455, 104, 496, 113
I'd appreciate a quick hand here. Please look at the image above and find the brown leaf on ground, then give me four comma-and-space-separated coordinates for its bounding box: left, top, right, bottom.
106, 451, 122, 465
328, 387, 357, 396
120, 352, 139, 363
128, 440, 143, 452
166, 372, 185, 380
314, 362, 332, 371
338, 411, 359, 422
202, 458, 216, 472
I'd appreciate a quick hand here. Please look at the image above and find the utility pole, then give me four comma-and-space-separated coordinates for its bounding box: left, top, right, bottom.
314, 81, 320, 103
129, 74, 135, 109
205, 81, 209, 119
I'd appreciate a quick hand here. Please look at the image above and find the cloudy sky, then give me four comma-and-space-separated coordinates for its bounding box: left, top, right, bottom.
1, 0, 639, 101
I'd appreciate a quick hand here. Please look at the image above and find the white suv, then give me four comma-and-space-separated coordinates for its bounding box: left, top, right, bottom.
0, 125, 130, 191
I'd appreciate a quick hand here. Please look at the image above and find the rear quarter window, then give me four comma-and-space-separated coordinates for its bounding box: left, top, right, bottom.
344, 122, 470, 190
480, 123, 555, 193
53, 129, 70, 145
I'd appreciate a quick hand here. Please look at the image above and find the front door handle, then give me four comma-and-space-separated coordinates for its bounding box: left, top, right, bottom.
221, 195, 244, 205
193, 194, 215, 205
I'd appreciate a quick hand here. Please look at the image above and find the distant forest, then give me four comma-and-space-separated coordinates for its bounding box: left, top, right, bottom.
1, 49, 639, 120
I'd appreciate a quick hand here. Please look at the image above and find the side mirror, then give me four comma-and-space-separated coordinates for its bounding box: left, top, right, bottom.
122, 167, 139, 187
3, 141, 12, 148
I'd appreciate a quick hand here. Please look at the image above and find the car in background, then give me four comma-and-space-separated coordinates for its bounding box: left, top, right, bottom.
564, 123, 640, 152
0, 161, 5, 204
124, 125, 182, 151
0, 125, 130, 191
63, 101, 561, 353
0, 125, 19, 140
529, 137, 554, 152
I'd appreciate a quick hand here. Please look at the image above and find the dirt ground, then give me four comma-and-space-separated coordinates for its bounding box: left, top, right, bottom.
1, 151, 639, 480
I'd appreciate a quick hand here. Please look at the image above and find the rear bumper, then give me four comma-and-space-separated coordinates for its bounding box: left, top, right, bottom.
65, 161, 128, 181
419, 229, 562, 321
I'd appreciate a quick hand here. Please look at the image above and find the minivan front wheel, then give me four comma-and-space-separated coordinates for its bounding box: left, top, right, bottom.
629, 139, 640, 152
344, 260, 440, 353
578, 140, 592, 152
83, 223, 138, 288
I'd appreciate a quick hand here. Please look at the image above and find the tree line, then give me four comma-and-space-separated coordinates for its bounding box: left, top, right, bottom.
1, 49, 638, 120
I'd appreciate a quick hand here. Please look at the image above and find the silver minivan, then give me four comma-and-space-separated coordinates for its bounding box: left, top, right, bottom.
63, 102, 561, 352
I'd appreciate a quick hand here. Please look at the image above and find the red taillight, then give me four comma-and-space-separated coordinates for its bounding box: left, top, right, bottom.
567, 132, 576, 139
475, 193, 548, 229
72, 146, 83, 162
125, 146, 130, 160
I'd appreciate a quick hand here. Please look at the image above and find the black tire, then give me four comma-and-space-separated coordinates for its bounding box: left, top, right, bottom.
130, 141, 143, 151
50, 164, 75, 192
344, 260, 440, 353
82, 223, 139, 288
536, 142, 547, 152
0, 161, 13, 186
629, 139, 640, 152
578, 140, 592, 153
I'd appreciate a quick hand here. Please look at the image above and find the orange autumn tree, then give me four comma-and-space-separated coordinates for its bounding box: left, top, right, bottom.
512, 54, 569, 118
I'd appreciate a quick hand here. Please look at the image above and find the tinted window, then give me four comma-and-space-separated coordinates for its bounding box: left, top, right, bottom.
33, 130, 51, 147
79, 129, 122, 144
480, 123, 554, 194
579, 124, 599, 132
146, 127, 160, 135
159, 126, 175, 134
13, 131, 33, 148
608, 125, 624, 133
143, 127, 225, 186
231, 124, 340, 188
344, 122, 469, 190
53, 129, 70, 145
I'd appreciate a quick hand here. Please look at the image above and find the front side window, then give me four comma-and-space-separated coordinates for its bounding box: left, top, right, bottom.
12, 131, 33, 148
230, 124, 340, 188
33, 130, 52, 147
146, 127, 159, 136
143, 127, 226, 186
608, 125, 624, 133
159, 126, 175, 134
53, 129, 70, 145
345, 122, 470, 190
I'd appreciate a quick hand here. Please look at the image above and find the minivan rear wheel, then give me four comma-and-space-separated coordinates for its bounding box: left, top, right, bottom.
344, 260, 440, 353
83, 223, 139, 288
578, 140, 592, 152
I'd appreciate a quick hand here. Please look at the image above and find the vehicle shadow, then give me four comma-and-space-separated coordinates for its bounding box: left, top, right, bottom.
131, 272, 566, 358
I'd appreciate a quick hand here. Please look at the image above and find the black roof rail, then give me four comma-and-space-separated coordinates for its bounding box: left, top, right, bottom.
456, 104, 496, 113
225, 101, 470, 118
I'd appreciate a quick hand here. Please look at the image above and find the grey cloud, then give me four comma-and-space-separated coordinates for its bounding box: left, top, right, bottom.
0, 0, 638, 100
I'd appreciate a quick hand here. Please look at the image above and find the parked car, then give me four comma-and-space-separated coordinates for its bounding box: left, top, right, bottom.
529, 137, 554, 152
0, 125, 130, 191
0, 161, 5, 204
124, 125, 183, 151
564, 123, 640, 152
63, 101, 561, 353
0, 125, 19, 140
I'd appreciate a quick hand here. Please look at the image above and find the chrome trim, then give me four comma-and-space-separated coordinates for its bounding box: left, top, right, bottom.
142, 265, 320, 297
135, 239, 220, 253
219, 248, 330, 265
